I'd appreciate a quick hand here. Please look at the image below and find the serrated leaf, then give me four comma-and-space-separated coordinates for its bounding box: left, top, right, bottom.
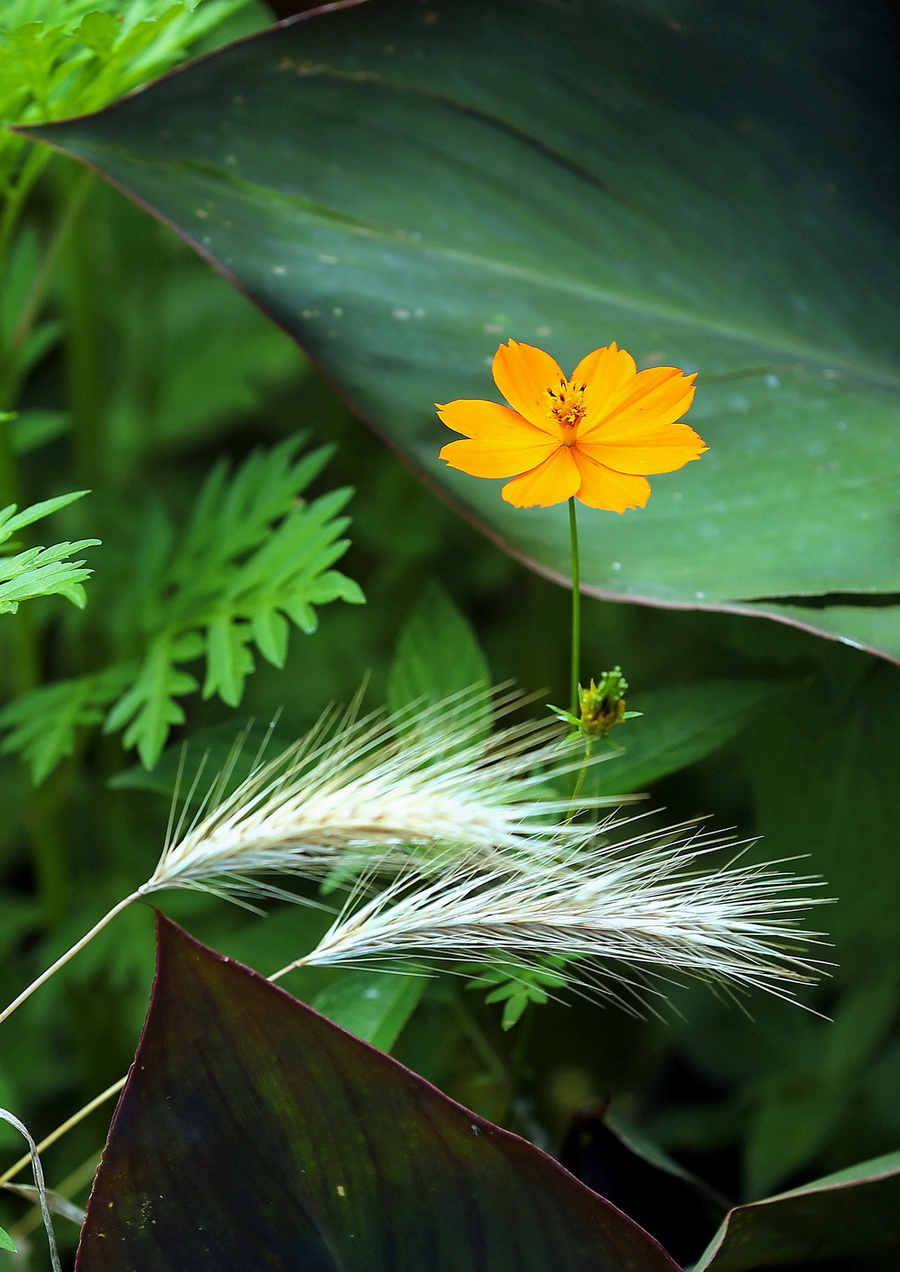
105, 633, 202, 769
201, 615, 254, 706
0, 666, 133, 783
0, 491, 98, 615
248, 603, 289, 666
0, 537, 99, 612
102, 439, 361, 765
0, 490, 89, 541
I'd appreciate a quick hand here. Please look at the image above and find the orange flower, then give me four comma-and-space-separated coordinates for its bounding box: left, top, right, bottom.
437, 340, 706, 511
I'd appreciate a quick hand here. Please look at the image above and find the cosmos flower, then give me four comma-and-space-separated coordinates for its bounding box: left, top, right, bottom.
438, 339, 706, 510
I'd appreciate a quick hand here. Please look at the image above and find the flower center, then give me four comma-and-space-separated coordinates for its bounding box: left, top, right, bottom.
546, 378, 586, 445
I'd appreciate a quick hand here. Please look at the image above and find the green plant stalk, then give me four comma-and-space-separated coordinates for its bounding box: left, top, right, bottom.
566, 498, 596, 801
568, 496, 581, 714
0, 150, 51, 289
62, 178, 108, 489
25, 778, 70, 926
570, 738, 595, 804
11, 170, 94, 370
0, 152, 61, 501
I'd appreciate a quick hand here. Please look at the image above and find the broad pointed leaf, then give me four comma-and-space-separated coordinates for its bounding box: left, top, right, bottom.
75, 915, 680, 1270
24, 0, 900, 660
696, 1151, 900, 1271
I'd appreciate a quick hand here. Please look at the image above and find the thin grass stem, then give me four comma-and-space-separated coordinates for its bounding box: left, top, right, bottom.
0, 1076, 126, 1189
0, 893, 140, 1027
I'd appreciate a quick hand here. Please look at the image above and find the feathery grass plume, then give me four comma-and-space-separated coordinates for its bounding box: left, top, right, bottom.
140, 685, 626, 904
276, 819, 829, 1011
1, 686, 627, 1026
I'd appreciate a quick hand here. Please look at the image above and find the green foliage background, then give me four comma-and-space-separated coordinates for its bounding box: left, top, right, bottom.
0, 0, 898, 1268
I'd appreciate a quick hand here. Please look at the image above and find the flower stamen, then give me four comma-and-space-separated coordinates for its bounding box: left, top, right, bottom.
546, 378, 586, 438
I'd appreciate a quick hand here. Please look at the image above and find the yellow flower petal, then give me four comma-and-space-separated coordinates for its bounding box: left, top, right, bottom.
578, 422, 707, 476
579, 367, 696, 442
572, 343, 637, 424
440, 435, 558, 479
492, 340, 564, 434
437, 398, 551, 443
501, 447, 579, 507
572, 450, 651, 512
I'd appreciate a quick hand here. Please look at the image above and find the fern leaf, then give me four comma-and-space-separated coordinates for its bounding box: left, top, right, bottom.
0, 539, 99, 613
0, 667, 131, 782
0, 491, 98, 613
0, 491, 89, 542
105, 633, 203, 769
202, 617, 255, 707
99, 439, 361, 767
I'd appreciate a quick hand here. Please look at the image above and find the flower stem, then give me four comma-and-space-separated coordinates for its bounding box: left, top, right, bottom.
568, 497, 581, 714
570, 739, 595, 804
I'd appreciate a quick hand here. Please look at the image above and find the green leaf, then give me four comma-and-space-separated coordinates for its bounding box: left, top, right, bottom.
9, 408, 70, 453
102, 438, 361, 767
201, 614, 255, 706
0, 665, 132, 783
0, 489, 89, 540
105, 633, 202, 769
0, 1224, 14, 1253
587, 679, 788, 796
465, 958, 569, 1031
27, 0, 900, 661
743, 967, 900, 1199
387, 582, 491, 743
310, 968, 428, 1052
748, 662, 900, 974
696, 1151, 900, 1271
76, 915, 680, 1271
0, 491, 98, 613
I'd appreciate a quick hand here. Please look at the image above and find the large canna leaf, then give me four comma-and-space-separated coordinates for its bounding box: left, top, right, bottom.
22, 0, 900, 660
696, 1150, 900, 1271
74, 914, 680, 1271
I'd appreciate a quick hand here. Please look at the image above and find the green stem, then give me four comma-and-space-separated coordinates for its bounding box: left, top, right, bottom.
25, 777, 70, 925
61, 174, 107, 488
570, 738, 595, 805
11, 170, 93, 363
568, 496, 581, 714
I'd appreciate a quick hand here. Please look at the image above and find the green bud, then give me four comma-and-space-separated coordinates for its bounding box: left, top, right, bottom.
550, 667, 639, 742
